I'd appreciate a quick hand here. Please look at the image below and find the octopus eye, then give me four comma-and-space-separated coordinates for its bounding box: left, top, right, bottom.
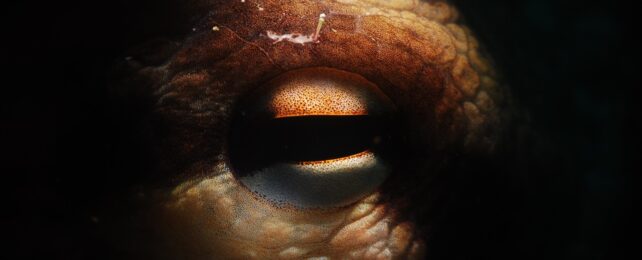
228, 67, 397, 209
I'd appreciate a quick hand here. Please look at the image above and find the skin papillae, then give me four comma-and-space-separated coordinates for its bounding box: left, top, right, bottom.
115, 0, 512, 259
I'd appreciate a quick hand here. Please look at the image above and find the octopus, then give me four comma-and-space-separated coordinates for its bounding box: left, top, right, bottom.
107, 0, 519, 259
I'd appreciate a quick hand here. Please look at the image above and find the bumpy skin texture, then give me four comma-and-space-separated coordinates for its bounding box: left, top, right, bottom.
119, 0, 509, 259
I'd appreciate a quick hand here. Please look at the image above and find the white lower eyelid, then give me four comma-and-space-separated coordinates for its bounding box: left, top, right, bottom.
239, 151, 389, 209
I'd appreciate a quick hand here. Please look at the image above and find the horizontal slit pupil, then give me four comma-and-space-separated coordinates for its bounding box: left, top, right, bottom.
267, 116, 376, 161
229, 115, 389, 172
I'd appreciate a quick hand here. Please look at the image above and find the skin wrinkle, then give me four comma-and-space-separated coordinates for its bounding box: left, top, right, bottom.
119, 0, 508, 259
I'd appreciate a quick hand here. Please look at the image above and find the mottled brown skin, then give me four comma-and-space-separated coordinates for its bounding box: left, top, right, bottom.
117, 0, 510, 259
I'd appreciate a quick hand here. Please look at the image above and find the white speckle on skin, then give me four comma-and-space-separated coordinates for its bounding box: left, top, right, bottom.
267, 13, 327, 45
266, 31, 315, 45
212, 26, 220, 31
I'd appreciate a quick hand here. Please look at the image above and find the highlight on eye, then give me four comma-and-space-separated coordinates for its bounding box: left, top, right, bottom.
228, 67, 398, 209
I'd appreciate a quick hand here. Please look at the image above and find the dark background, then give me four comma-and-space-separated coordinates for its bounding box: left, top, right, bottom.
2, 0, 637, 258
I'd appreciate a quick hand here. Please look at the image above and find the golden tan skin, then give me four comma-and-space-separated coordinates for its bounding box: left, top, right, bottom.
121, 0, 508, 259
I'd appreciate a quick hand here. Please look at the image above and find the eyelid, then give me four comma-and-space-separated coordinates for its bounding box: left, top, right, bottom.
269, 83, 369, 118
239, 151, 388, 208
246, 67, 396, 119
297, 150, 371, 166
